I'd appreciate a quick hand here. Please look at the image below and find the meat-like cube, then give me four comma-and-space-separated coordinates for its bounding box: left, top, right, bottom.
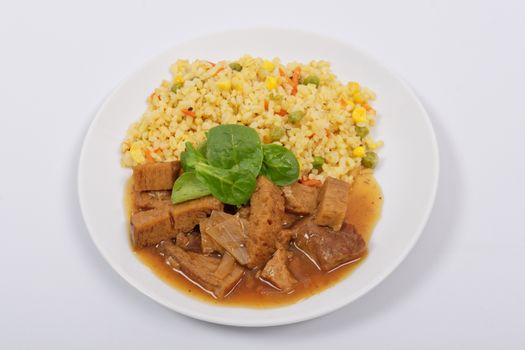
294, 217, 366, 271
260, 249, 297, 291
170, 196, 223, 233
199, 218, 225, 254
314, 176, 350, 231
247, 177, 285, 268
130, 209, 173, 248
282, 182, 319, 215
133, 190, 172, 210
158, 241, 244, 298
133, 161, 180, 191
131, 196, 222, 248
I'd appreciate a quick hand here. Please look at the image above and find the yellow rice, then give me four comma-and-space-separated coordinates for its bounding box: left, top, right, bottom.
121, 55, 382, 183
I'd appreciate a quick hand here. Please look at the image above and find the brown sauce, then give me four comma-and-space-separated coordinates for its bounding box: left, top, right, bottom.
125, 172, 383, 308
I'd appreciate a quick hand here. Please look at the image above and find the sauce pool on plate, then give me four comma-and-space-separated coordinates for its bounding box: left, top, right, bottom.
126, 172, 383, 307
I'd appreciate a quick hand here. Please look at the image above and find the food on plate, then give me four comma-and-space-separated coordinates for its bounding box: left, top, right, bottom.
122, 56, 383, 306
121, 55, 382, 182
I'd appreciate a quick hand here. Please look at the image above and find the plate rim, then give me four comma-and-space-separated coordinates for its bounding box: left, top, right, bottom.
78, 28, 439, 327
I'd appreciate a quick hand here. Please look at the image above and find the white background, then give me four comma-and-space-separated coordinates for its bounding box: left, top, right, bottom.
1, 0, 524, 349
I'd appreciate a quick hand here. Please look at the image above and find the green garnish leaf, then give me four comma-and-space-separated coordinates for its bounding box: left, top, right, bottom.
206, 124, 263, 178
260, 144, 300, 186
171, 172, 211, 204
195, 163, 256, 205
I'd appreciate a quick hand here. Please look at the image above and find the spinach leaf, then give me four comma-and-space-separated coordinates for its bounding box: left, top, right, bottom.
174, 125, 299, 205
196, 140, 207, 155
171, 172, 211, 204
180, 142, 207, 172
260, 144, 300, 186
195, 163, 256, 206
206, 124, 263, 177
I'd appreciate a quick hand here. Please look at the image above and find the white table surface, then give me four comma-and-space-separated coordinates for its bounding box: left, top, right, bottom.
1, 0, 524, 349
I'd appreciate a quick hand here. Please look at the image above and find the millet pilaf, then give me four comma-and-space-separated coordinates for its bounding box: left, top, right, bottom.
121, 55, 382, 183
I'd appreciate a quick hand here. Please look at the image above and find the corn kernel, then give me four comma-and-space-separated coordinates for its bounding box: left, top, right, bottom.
232, 76, 244, 92
265, 76, 277, 90
263, 60, 275, 72
352, 146, 365, 158
130, 143, 145, 164
174, 75, 184, 84
352, 106, 367, 124
347, 81, 360, 94
217, 80, 231, 91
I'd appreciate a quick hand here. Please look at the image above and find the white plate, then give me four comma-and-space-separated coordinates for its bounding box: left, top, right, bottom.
78, 29, 439, 327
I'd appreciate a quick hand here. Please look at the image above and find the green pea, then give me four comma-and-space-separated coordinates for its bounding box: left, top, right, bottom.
269, 126, 285, 141
229, 62, 242, 71
312, 156, 325, 169
288, 111, 304, 124
355, 126, 369, 138
302, 75, 320, 87
362, 152, 378, 169
171, 82, 183, 93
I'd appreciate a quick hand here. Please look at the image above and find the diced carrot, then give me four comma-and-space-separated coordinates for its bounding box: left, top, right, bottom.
340, 99, 347, 107
264, 100, 269, 111
303, 179, 322, 187
276, 109, 288, 116
181, 108, 196, 117
307, 133, 316, 139
278, 67, 292, 85
299, 176, 322, 187
213, 67, 225, 76
154, 148, 163, 155
144, 149, 155, 163
363, 103, 376, 114
290, 66, 301, 96
207, 61, 216, 67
